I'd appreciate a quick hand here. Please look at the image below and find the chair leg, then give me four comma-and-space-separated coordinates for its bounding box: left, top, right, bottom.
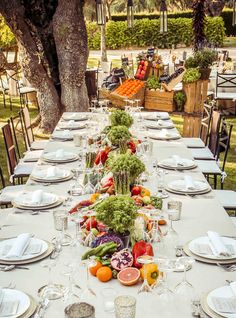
3, 92, 6, 108
9, 94, 13, 111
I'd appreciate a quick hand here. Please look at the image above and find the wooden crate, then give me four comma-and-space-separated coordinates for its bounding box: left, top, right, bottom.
144, 89, 174, 112
108, 86, 145, 108
162, 68, 186, 92
183, 80, 209, 114
183, 113, 202, 137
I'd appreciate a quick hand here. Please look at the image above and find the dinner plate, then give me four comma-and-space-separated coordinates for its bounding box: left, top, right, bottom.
58, 122, 86, 130
207, 286, 236, 318
62, 113, 88, 121
12, 191, 58, 208
158, 158, 197, 170
188, 236, 236, 260
143, 113, 170, 121
31, 168, 73, 183
0, 289, 31, 318
148, 131, 181, 140
42, 151, 79, 163
51, 130, 73, 140
166, 179, 211, 194
145, 121, 174, 130
0, 238, 48, 262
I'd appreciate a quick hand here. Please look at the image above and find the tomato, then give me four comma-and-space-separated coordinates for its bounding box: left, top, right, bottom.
85, 217, 97, 231
131, 186, 141, 196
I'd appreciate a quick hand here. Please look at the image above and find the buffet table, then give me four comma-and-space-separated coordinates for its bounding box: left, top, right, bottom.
0, 111, 235, 318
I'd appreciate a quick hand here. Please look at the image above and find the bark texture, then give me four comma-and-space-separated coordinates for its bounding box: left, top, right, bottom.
53, 0, 89, 112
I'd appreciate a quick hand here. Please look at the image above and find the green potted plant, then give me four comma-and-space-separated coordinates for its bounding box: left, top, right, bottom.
174, 91, 186, 112
182, 68, 201, 84
95, 195, 138, 245
109, 109, 133, 128
146, 76, 161, 91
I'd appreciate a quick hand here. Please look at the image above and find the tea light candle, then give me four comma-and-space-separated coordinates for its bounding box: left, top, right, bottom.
104, 300, 114, 312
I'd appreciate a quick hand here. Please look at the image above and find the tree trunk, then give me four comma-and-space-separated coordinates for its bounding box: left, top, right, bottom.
106, 2, 112, 20
0, 1, 61, 132
53, 0, 89, 112
101, 1, 108, 62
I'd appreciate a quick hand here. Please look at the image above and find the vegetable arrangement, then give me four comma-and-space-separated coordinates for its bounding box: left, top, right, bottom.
107, 125, 131, 146
110, 109, 133, 128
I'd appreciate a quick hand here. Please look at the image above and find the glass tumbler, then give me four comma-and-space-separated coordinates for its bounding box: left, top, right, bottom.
65, 302, 95, 318
101, 287, 117, 312
115, 295, 136, 318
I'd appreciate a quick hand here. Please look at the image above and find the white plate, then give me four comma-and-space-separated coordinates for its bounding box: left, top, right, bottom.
158, 158, 196, 170
62, 113, 88, 121
51, 130, 73, 140
148, 131, 181, 140
207, 286, 236, 318
31, 168, 72, 182
189, 236, 236, 260
167, 179, 210, 193
0, 238, 48, 262
13, 191, 58, 208
143, 113, 170, 121
58, 122, 86, 130
42, 151, 78, 162
0, 289, 30, 318
146, 121, 174, 130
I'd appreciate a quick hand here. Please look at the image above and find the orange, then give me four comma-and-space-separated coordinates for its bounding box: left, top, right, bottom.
96, 266, 112, 282
89, 261, 102, 276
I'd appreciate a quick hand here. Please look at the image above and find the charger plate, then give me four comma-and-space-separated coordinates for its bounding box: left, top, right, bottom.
18, 295, 37, 318
13, 197, 63, 210
201, 293, 225, 318
0, 241, 54, 265
183, 243, 236, 265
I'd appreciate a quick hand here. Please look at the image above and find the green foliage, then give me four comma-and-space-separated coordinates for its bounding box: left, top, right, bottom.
111, 152, 145, 181
182, 68, 201, 84
185, 48, 218, 69
146, 75, 161, 90
86, 17, 225, 50
0, 16, 16, 49
95, 195, 138, 234
174, 91, 186, 111
107, 125, 131, 145
110, 109, 133, 128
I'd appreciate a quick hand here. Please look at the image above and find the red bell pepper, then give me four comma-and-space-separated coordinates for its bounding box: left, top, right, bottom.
94, 147, 111, 165
128, 141, 136, 153
132, 240, 154, 268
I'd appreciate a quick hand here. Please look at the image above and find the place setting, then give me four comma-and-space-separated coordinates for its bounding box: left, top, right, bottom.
165, 175, 212, 196
148, 128, 181, 141
30, 166, 73, 184
0, 233, 54, 265
42, 149, 80, 164
145, 119, 174, 130
142, 112, 170, 121
57, 120, 87, 130
200, 281, 236, 318
61, 112, 88, 122
157, 155, 197, 171
183, 230, 236, 265
51, 129, 74, 141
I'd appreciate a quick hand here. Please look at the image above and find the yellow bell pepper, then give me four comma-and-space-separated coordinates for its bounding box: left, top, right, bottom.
140, 263, 159, 286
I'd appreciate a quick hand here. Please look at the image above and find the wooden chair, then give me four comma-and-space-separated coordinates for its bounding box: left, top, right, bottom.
215, 72, 236, 115
1, 121, 34, 184
19, 107, 48, 151
183, 103, 214, 149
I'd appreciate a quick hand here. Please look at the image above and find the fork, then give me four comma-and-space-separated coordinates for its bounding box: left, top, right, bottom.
216, 263, 236, 271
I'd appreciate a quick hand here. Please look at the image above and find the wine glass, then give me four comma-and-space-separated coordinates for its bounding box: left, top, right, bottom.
80, 257, 97, 304
155, 169, 169, 199
84, 170, 95, 194
70, 169, 84, 196
137, 255, 155, 294
71, 212, 86, 247
154, 257, 176, 299
83, 212, 97, 247
62, 260, 79, 305
53, 210, 73, 246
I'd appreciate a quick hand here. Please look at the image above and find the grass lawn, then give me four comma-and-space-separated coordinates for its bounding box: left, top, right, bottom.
0, 95, 235, 191
223, 37, 236, 48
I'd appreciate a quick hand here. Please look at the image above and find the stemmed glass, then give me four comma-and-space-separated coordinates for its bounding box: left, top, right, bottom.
155, 168, 169, 199
83, 211, 97, 247
84, 170, 95, 194
80, 257, 97, 303
174, 257, 195, 295
71, 212, 86, 247
53, 210, 73, 246
148, 209, 163, 247
137, 255, 155, 294
62, 260, 78, 305
70, 169, 84, 196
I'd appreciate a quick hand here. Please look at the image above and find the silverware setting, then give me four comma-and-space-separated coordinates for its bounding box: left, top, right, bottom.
34, 298, 50, 318
1, 282, 16, 289
216, 263, 236, 271
191, 300, 208, 317
0, 265, 29, 271
14, 209, 51, 215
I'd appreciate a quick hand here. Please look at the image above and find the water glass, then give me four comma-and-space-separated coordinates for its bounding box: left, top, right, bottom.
73, 133, 84, 147
101, 287, 117, 312
167, 201, 182, 221
53, 210, 68, 231
115, 295, 136, 318
65, 302, 95, 318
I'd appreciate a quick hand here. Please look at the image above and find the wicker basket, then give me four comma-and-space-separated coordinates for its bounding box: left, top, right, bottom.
144, 89, 174, 112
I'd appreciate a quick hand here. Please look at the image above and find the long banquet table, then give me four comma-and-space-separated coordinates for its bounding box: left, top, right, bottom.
0, 111, 235, 318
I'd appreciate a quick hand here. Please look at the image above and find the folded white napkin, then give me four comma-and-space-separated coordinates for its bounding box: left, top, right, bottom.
55, 149, 65, 159
6, 233, 31, 259
68, 120, 75, 126
230, 282, 236, 296
30, 190, 43, 205
62, 129, 70, 136
159, 129, 169, 138
46, 166, 57, 178
172, 155, 184, 166
207, 231, 231, 257
157, 120, 166, 126
184, 175, 196, 190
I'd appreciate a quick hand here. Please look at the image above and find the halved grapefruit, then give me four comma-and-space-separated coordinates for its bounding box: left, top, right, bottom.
117, 267, 140, 286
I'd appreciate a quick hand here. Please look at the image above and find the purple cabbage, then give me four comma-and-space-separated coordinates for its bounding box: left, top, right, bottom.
91, 233, 124, 250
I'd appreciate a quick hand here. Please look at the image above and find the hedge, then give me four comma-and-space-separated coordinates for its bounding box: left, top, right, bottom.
111, 9, 236, 36
0, 17, 16, 49
87, 17, 225, 50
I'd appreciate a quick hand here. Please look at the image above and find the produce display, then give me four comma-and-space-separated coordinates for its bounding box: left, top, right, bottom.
68, 109, 168, 288
113, 79, 145, 98
135, 59, 150, 80
160, 67, 185, 84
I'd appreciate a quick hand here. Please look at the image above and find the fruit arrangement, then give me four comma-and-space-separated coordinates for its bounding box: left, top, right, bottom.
113, 79, 145, 98
135, 60, 150, 80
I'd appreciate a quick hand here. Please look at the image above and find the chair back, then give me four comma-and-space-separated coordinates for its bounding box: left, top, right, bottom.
216, 72, 236, 97
20, 106, 34, 148
0, 72, 9, 90
208, 110, 223, 157
200, 103, 213, 145
2, 122, 18, 175
216, 120, 234, 172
